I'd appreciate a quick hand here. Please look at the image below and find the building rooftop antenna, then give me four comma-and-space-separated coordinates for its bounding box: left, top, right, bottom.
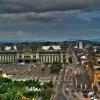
32, 24, 34, 42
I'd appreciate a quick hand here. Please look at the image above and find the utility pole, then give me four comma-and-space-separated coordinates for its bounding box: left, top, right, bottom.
32, 24, 34, 42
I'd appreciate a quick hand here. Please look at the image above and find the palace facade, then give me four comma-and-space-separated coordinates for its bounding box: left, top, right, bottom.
0, 44, 70, 64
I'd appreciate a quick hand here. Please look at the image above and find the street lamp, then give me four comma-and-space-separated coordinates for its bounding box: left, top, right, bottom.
91, 83, 94, 90
81, 83, 83, 90
73, 70, 77, 75
75, 78, 78, 88
85, 84, 87, 90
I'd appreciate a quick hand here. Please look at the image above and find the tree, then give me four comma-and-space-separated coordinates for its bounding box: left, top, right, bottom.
47, 81, 53, 88
0, 78, 11, 84
41, 67, 45, 74
24, 91, 37, 98
50, 62, 62, 73
0, 93, 12, 100
0, 83, 10, 93
0, 78, 53, 100
68, 57, 73, 64
14, 92, 22, 100
41, 89, 52, 100
13, 81, 25, 88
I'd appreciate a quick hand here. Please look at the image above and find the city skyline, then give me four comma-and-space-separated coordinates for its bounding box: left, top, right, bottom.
0, 0, 100, 41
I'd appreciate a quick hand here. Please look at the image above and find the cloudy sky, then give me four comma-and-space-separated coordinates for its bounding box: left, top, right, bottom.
0, 0, 100, 41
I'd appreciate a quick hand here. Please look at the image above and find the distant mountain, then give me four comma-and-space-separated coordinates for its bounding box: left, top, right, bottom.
90, 38, 100, 42
0, 38, 100, 44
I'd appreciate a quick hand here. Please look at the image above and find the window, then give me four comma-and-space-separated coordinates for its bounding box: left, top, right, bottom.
19, 55, 22, 59
24, 56, 30, 59
95, 68, 100, 70
98, 77, 100, 81
33, 55, 36, 58
98, 61, 100, 64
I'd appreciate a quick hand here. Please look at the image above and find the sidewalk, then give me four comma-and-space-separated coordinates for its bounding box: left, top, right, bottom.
73, 91, 83, 100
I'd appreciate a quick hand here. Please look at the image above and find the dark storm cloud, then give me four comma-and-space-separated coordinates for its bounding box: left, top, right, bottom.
0, 12, 65, 23
0, 0, 100, 23
0, 0, 100, 13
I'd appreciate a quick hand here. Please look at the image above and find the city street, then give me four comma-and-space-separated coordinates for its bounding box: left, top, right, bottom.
53, 64, 67, 100
63, 65, 80, 100
61, 64, 91, 100
54, 64, 83, 100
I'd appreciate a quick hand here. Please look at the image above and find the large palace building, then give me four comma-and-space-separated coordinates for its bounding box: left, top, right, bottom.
0, 44, 70, 64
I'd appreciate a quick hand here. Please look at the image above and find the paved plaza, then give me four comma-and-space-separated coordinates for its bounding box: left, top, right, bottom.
1, 64, 57, 83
